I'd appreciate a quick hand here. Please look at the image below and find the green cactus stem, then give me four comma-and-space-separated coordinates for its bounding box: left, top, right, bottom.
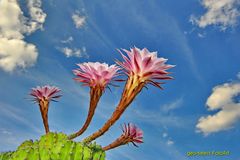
0, 132, 105, 160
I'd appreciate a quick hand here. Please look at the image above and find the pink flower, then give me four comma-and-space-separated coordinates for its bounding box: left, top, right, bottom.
30, 85, 61, 133
102, 123, 143, 151
117, 47, 174, 88
122, 123, 143, 146
70, 62, 120, 139
30, 85, 61, 102
73, 62, 120, 88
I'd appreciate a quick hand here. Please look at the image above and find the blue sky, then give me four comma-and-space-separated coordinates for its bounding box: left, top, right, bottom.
0, 0, 240, 160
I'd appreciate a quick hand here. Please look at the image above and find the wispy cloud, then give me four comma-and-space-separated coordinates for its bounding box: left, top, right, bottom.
133, 109, 186, 128
0, 128, 18, 151
0, 0, 46, 72
83, 1, 202, 82
0, 102, 41, 134
61, 36, 74, 44
0, 128, 12, 136
129, 97, 188, 129
160, 97, 184, 113
196, 76, 240, 135
190, 0, 240, 30
0, 126, 39, 151
127, 1, 203, 81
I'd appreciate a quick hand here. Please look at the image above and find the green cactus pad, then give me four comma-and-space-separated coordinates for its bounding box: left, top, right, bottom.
0, 132, 105, 160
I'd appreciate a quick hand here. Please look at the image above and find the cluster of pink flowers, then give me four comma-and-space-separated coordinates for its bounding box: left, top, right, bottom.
29, 46, 174, 151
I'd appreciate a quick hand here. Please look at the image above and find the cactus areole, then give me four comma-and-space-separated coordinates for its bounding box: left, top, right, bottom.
0, 47, 174, 160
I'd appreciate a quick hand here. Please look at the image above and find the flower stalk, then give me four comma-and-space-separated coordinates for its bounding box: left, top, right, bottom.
83, 74, 144, 143
103, 135, 127, 151
68, 86, 103, 139
39, 98, 50, 133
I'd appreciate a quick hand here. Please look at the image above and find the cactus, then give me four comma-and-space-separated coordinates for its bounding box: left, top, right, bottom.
0, 132, 105, 160
0, 47, 174, 159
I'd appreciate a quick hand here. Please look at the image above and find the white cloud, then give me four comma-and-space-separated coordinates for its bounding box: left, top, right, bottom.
0, 0, 46, 37
237, 72, 240, 79
0, 38, 38, 72
0, 128, 12, 135
161, 97, 184, 113
26, 0, 47, 33
190, 0, 240, 30
162, 132, 168, 138
206, 83, 240, 110
61, 36, 74, 44
0, 0, 25, 39
167, 140, 174, 146
162, 132, 175, 146
196, 80, 240, 135
59, 36, 88, 58
197, 33, 206, 38
60, 47, 88, 58
0, 0, 46, 72
72, 11, 86, 29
